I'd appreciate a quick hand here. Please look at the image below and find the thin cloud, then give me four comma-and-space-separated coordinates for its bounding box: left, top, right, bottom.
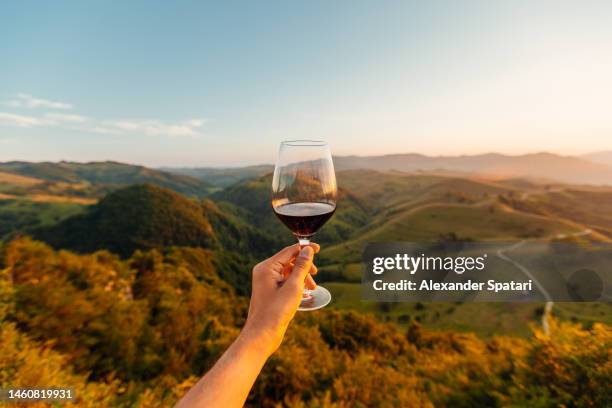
6, 93, 73, 110
0, 112, 50, 127
106, 118, 207, 137
0, 111, 89, 128
90, 126, 123, 135
0, 111, 207, 137
44, 112, 89, 123
0, 93, 207, 137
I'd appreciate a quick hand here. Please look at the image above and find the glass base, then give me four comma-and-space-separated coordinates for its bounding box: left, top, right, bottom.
297, 285, 331, 311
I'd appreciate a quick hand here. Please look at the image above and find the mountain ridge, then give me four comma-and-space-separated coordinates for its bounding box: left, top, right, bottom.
332, 152, 612, 185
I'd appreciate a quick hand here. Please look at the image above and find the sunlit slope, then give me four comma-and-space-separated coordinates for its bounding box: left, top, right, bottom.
321, 202, 581, 264
0, 171, 43, 186
500, 188, 612, 238
335, 169, 511, 209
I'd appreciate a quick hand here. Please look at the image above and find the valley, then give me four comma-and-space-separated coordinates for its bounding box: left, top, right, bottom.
1, 159, 611, 336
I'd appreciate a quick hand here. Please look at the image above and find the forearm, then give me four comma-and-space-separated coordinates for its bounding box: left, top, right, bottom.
175, 329, 272, 408
175, 245, 315, 407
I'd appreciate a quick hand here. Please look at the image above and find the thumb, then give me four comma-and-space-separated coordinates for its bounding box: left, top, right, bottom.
285, 246, 314, 287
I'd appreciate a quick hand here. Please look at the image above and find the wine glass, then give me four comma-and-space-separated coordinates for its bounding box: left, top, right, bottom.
272, 140, 337, 311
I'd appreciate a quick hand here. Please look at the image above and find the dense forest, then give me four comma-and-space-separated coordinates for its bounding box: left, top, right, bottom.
1, 238, 610, 407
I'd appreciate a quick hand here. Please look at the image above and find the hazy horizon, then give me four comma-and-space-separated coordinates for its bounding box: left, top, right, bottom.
2, 1, 611, 166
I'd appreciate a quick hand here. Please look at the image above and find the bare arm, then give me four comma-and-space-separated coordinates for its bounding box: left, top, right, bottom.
175, 244, 318, 408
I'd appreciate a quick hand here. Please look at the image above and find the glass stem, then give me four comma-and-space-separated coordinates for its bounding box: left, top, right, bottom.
297, 236, 313, 299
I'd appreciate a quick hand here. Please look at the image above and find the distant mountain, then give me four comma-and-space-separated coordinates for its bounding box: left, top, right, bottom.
165, 152, 612, 188
582, 151, 612, 167
0, 161, 212, 197
333, 152, 612, 186
162, 164, 273, 188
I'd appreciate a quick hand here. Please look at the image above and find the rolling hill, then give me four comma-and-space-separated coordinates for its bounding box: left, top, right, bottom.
0, 161, 213, 197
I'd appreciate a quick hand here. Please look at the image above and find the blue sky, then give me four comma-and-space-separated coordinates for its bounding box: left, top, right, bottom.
1, 1, 611, 166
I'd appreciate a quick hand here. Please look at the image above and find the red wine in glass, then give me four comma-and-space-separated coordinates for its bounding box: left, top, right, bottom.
272, 140, 337, 311
273, 202, 336, 238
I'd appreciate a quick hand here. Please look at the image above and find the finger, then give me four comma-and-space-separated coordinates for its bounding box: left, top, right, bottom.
282, 262, 316, 282
270, 244, 300, 265
285, 246, 314, 287
309, 264, 318, 276
305, 274, 317, 290
310, 243, 321, 253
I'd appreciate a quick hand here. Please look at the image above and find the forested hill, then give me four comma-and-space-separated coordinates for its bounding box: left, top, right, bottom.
33, 184, 216, 257
32, 184, 278, 293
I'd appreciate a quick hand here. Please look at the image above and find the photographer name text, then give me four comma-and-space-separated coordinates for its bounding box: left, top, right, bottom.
372, 279, 533, 293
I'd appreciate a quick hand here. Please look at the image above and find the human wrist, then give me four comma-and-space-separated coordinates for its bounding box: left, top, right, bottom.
239, 321, 282, 358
